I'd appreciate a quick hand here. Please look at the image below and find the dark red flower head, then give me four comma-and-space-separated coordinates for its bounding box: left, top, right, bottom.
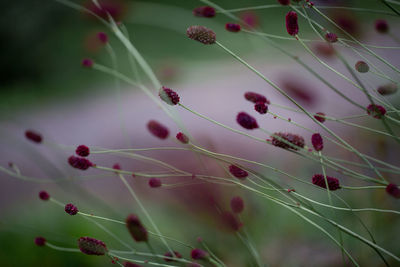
82, 58, 94, 68
271, 132, 305, 150
164, 251, 182, 262
126, 214, 148, 242
186, 25, 216, 45
68, 156, 93, 170
254, 102, 268, 114
367, 104, 386, 119
375, 19, 389, 34
377, 83, 397, 95
76, 145, 90, 157
225, 23, 241, 32
386, 184, 400, 199
39, 190, 50, 201
286, 11, 299, 36
148, 178, 162, 188
244, 92, 269, 104
147, 120, 169, 139
159, 86, 180, 105
221, 211, 243, 232
193, 6, 216, 18
191, 248, 208, 260
176, 132, 189, 144
240, 11, 259, 28
25, 130, 42, 143
97, 32, 108, 43
314, 112, 326, 123
355, 61, 369, 73
312, 174, 341, 190
311, 133, 323, 151
278, 0, 290, 5
325, 32, 338, 43
230, 196, 244, 213
35, 237, 46, 246
65, 203, 79, 215
113, 163, 121, 170
229, 165, 248, 179
236, 112, 259, 129
78, 236, 107, 255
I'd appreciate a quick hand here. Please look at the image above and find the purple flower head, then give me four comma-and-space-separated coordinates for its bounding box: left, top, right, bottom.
375, 19, 389, 34
377, 83, 397, 95
244, 92, 269, 104
312, 174, 341, 191
35, 237, 46, 246
367, 104, 386, 119
236, 112, 259, 130
191, 248, 208, 260
82, 58, 94, 68
314, 112, 326, 123
149, 178, 162, 188
76, 145, 90, 157
355, 61, 369, 73
78, 236, 107, 255
39, 190, 50, 201
25, 130, 42, 143
278, 0, 290, 5
176, 132, 189, 144
68, 156, 93, 170
186, 25, 216, 45
254, 102, 268, 114
386, 184, 400, 199
222, 211, 243, 232
230, 196, 244, 213
164, 251, 182, 262
225, 23, 241, 32
311, 133, 324, 151
65, 203, 79, 215
229, 165, 248, 179
126, 214, 148, 242
97, 32, 108, 43
325, 32, 338, 43
147, 120, 169, 139
271, 132, 305, 150
193, 6, 215, 18
286, 11, 299, 36
159, 86, 180, 105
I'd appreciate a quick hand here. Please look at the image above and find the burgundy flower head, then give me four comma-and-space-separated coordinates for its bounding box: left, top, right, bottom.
244, 92, 269, 104
113, 163, 121, 170
355, 61, 369, 73
35, 237, 46, 246
375, 19, 389, 34
164, 251, 182, 262
225, 23, 241, 33
68, 156, 93, 170
386, 184, 400, 199
65, 203, 79, 215
186, 25, 216, 45
311, 133, 323, 151
271, 132, 305, 150
25, 130, 42, 143
236, 112, 259, 130
76, 145, 90, 157
39, 190, 50, 201
254, 102, 268, 114
278, 0, 290, 5
78, 236, 107, 256
229, 165, 248, 179
377, 83, 397, 95
159, 86, 180, 105
176, 132, 189, 144
367, 104, 386, 119
312, 174, 341, 190
314, 112, 326, 123
149, 178, 162, 188
230, 196, 244, 213
240, 11, 259, 28
193, 6, 216, 18
191, 248, 208, 260
82, 58, 93, 68
286, 11, 299, 36
325, 32, 338, 43
97, 32, 108, 43
221, 211, 243, 232
147, 120, 169, 139
126, 214, 148, 242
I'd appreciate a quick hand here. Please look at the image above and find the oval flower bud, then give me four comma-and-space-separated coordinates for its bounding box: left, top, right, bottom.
186, 25, 216, 45
311, 133, 323, 151
285, 11, 299, 36
78, 236, 107, 255
159, 86, 180, 105
312, 174, 340, 190
126, 214, 148, 242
